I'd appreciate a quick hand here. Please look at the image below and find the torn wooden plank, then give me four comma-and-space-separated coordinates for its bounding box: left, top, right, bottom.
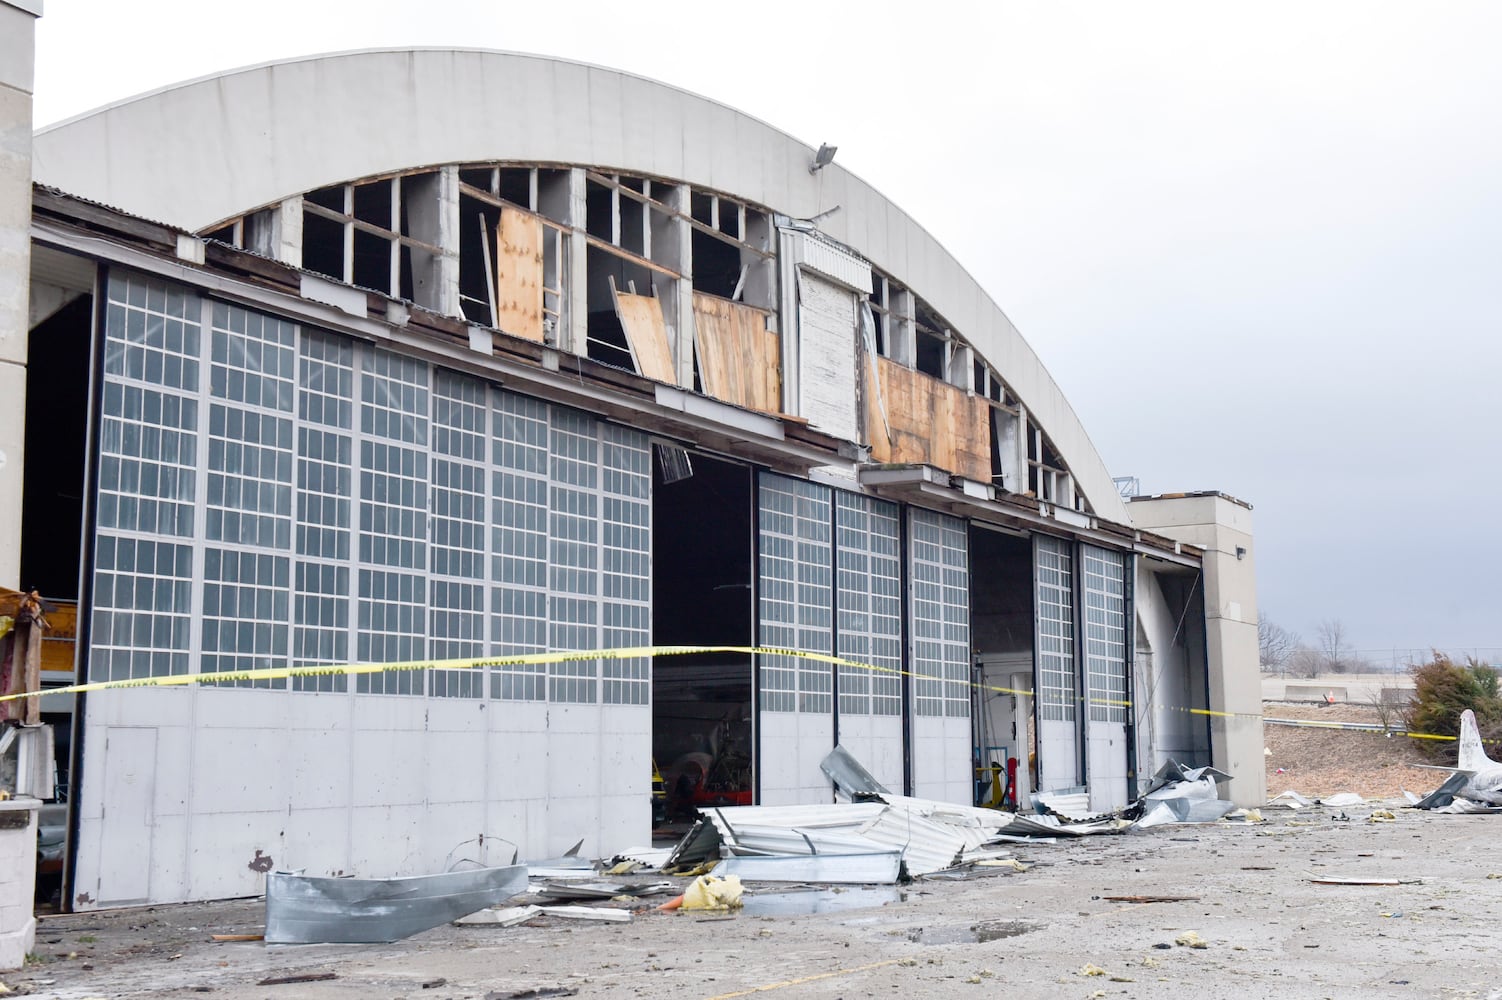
496, 206, 546, 343
1102, 895, 1201, 904
692, 292, 781, 414
210, 933, 265, 942
610, 281, 676, 383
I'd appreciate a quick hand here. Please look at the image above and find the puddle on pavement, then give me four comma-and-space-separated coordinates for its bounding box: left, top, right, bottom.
906, 919, 1040, 944
741, 887, 902, 917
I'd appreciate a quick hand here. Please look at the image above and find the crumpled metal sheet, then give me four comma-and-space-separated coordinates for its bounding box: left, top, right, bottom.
265, 864, 528, 944
820, 744, 890, 798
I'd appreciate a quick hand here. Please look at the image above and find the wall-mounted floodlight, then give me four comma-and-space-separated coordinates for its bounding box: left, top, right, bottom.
809, 143, 838, 174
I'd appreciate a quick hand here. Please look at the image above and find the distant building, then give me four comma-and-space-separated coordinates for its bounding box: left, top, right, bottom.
2, 25, 1262, 909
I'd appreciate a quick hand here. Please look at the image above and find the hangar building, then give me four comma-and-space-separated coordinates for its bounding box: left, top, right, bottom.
1, 13, 1262, 910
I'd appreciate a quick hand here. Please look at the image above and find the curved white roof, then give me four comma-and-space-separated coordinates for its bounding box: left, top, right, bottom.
33, 47, 1128, 524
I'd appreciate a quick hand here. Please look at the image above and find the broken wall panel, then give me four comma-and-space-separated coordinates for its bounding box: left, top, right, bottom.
495, 206, 546, 342
866, 356, 990, 481
795, 270, 860, 441
692, 293, 781, 414
611, 288, 675, 383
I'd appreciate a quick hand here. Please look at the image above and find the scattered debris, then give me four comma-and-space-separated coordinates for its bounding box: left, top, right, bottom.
1132, 759, 1237, 827
1174, 931, 1208, 949
1266, 790, 1313, 810
1319, 793, 1365, 808
1102, 895, 1200, 904
209, 933, 263, 942
485, 988, 579, 999
1307, 875, 1421, 886
1078, 963, 1109, 976
421, 978, 447, 989
681, 874, 743, 911
1369, 809, 1397, 823
258, 972, 338, 985
264, 865, 528, 944
456, 905, 544, 927
1412, 710, 1502, 810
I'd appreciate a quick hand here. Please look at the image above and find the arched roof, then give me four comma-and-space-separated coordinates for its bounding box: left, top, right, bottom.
33, 47, 1129, 524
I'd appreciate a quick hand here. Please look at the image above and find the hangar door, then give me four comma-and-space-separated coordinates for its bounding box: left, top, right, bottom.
908, 509, 972, 803
1035, 535, 1082, 792
756, 473, 834, 804
1082, 545, 1131, 812
833, 492, 904, 791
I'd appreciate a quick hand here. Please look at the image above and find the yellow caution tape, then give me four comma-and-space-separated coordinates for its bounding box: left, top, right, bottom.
6, 642, 1487, 745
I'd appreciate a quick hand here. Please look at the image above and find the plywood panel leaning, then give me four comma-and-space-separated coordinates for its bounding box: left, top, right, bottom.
495, 206, 546, 342
611, 287, 676, 383
867, 357, 989, 481
692, 293, 781, 414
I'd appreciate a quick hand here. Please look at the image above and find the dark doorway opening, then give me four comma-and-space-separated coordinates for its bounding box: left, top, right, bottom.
968, 525, 1035, 808
651, 450, 754, 831
20, 281, 94, 912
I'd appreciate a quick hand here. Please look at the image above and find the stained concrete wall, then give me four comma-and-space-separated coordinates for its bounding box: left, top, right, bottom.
1128, 494, 1264, 807
0, 0, 41, 589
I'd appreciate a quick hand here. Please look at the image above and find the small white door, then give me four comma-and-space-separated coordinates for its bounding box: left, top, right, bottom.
98, 727, 157, 904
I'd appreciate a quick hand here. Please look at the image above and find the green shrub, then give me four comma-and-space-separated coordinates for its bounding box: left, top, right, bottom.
1402, 652, 1502, 762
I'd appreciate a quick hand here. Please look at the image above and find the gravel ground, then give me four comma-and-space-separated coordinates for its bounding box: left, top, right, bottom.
11, 803, 1502, 1000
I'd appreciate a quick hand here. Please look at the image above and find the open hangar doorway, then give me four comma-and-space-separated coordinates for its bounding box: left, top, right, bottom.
967, 523, 1035, 809
19, 249, 98, 910
650, 448, 755, 831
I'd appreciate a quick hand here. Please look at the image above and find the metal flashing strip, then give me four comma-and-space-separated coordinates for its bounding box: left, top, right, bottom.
714, 852, 902, 885
856, 467, 1200, 568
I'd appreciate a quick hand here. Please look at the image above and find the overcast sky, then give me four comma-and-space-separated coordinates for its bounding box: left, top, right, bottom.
31, 1, 1502, 661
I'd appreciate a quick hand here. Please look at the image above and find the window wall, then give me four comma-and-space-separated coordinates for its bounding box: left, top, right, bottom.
91, 271, 650, 705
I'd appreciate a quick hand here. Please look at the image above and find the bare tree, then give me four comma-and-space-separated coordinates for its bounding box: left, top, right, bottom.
1316, 619, 1349, 674
1258, 616, 1300, 675
1287, 646, 1323, 679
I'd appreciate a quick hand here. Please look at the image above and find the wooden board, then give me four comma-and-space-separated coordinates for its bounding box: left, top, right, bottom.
866, 356, 990, 481
495, 207, 545, 343
692, 293, 782, 414
611, 288, 676, 384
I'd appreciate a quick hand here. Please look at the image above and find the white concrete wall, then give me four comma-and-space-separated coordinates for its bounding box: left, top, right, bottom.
836, 715, 904, 793
72, 687, 650, 908
910, 715, 971, 803
1128, 496, 1264, 806
758, 711, 834, 806
32, 49, 1129, 523
0, 0, 40, 589
0, 799, 39, 970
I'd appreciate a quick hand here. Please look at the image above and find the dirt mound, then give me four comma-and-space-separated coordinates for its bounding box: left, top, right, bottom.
1263, 701, 1446, 799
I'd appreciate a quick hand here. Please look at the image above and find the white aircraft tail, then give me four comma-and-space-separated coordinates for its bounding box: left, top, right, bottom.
1457, 709, 1498, 772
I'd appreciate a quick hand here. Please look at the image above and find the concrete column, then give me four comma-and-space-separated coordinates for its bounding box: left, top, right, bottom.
563, 168, 589, 357
1127, 493, 1264, 807
0, 0, 42, 590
